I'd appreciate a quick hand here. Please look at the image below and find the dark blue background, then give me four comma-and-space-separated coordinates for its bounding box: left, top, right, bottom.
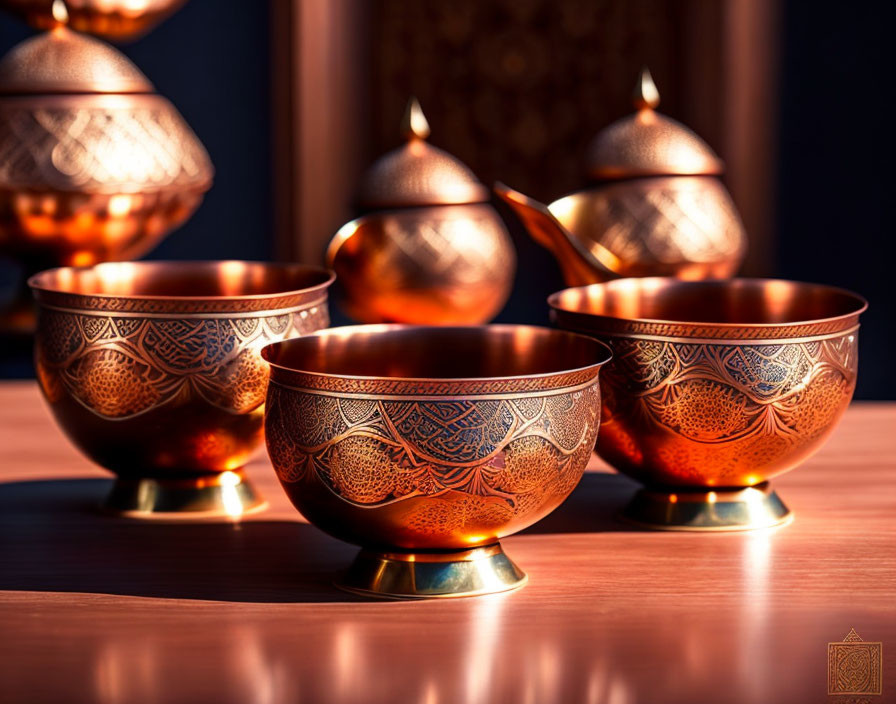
774, 1, 894, 400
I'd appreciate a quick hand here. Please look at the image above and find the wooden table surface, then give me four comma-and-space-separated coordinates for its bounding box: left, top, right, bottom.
0, 380, 893, 704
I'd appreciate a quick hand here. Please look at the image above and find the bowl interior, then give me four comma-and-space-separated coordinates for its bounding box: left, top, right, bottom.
29, 261, 333, 299
550, 278, 866, 326
263, 325, 610, 379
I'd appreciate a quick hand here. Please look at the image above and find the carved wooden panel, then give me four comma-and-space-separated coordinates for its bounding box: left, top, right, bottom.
369, 0, 692, 202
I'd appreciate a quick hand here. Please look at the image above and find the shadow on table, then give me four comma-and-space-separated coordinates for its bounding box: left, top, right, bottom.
0, 478, 364, 604
519, 471, 644, 536
0, 471, 643, 603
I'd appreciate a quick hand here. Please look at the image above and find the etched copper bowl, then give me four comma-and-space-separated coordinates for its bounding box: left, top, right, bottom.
550, 278, 867, 530
30, 260, 334, 517
262, 325, 612, 598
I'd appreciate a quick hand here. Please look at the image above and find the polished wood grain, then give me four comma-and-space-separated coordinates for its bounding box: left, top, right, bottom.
0, 381, 893, 704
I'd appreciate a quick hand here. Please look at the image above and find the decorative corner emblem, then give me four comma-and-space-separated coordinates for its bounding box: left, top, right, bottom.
828, 628, 882, 697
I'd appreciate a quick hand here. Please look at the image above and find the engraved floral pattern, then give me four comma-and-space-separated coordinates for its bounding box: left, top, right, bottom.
0, 102, 212, 192
597, 331, 858, 483
36, 305, 329, 419
265, 382, 601, 532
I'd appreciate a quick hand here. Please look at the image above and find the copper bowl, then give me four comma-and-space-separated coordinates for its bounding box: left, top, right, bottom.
262, 324, 611, 598
30, 260, 334, 517
550, 278, 867, 530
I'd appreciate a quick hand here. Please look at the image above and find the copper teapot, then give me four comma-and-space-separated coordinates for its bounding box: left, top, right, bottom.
495, 69, 746, 287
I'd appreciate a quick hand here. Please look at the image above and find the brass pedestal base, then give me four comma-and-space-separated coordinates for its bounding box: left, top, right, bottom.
103, 470, 266, 519
338, 543, 528, 599
622, 482, 792, 531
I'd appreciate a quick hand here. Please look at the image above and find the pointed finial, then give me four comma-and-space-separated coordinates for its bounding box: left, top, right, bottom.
633, 67, 660, 110
51, 0, 69, 26
843, 628, 863, 642
401, 97, 431, 140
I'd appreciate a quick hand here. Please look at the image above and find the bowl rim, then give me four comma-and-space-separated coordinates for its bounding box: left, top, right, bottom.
28, 260, 335, 309
262, 323, 612, 386
548, 277, 868, 333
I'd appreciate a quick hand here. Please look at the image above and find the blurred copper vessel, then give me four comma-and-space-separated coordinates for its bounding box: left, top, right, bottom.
327, 98, 515, 325
0, 8, 213, 331
30, 261, 334, 517
495, 69, 746, 287
263, 324, 611, 598
1, 0, 187, 40
550, 278, 867, 530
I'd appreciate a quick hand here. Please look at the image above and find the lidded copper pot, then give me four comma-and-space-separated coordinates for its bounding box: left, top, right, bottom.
0, 4, 212, 329
496, 69, 746, 286
0, 10, 213, 268
327, 98, 515, 325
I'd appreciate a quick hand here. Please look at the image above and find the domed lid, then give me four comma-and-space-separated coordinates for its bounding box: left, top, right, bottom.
0, 2, 152, 94
586, 68, 723, 179
357, 97, 489, 208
